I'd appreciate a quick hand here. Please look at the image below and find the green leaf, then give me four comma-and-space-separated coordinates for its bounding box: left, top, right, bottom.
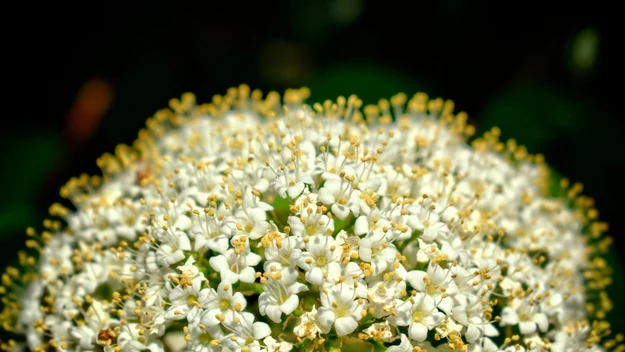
293, 338, 312, 352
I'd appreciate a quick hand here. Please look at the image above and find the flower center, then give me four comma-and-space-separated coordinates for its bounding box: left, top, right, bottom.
200, 331, 213, 344
245, 224, 254, 233
412, 311, 423, 322
315, 256, 327, 267
186, 295, 198, 306
98, 221, 109, 230
376, 284, 387, 296
125, 216, 135, 226
306, 225, 318, 235
220, 299, 231, 310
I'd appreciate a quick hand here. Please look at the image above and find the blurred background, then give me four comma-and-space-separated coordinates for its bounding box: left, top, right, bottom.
2, 0, 623, 336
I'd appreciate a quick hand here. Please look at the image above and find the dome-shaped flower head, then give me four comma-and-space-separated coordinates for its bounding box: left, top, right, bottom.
0, 85, 621, 352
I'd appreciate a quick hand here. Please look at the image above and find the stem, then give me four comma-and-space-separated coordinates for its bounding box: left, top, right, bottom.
237, 282, 264, 295
367, 339, 387, 352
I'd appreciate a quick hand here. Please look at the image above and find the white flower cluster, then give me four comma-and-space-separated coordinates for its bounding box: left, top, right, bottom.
0, 86, 619, 352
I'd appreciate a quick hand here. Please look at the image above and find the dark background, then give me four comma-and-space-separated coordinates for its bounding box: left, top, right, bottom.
2, 0, 623, 338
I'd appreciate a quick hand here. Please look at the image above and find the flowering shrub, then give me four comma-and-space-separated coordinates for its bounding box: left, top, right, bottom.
0, 86, 621, 351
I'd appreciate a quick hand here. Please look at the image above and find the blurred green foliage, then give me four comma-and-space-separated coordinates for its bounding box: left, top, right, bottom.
0, 132, 63, 234
480, 84, 585, 153
307, 61, 423, 105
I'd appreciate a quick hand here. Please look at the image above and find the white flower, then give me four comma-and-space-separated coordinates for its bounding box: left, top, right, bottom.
325, 261, 367, 297
259, 268, 308, 323
186, 323, 226, 352
298, 234, 342, 285
500, 298, 549, 335
451, 296, 499, 343
117, 323, 166, 352
293, 305, 330, 339
406, 204, 450, 242
288, 203, 335, 238
335, 229, 359, 260
270, 141, 316, 199
176, 256, 206, 284
435, 318, 464, 339
317, 178, 361, 220
201, 280, 247, 326
209, 248, 261, 283
406, 263, 457, 314
164, 277, 207, 322
361, 321, 395, 342
227, 207, 271, 240
263, 336, 293, 352
317, 284, 365, 336
192, 209, 230, 254
263, 235, 303, 274
155, 231, 191, 266
223, 312, 271, 352
358, 230, 398, 275
390, 293, 445, 342
366, 264, 407, 318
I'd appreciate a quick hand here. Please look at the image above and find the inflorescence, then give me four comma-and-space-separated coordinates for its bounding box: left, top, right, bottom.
0, 85, 621, 352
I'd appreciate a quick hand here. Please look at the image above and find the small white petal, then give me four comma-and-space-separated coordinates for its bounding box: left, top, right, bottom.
519, 321, 537, 335
408, 323, 428, 342
317, 307, 336, 327
239, 267, 256, 283
164, 305, 189, 320
500, 307, 519, 325
465, 324, 481, 343
306, 267, 324, 286
354, 216, 369, 236
331, 204, 350, 220
287, 182, 306, 198
209, 255, 229, 272
317, 188, 335, 204
280, 295, 299, 315
221, 270, 240, 284
174, 215, 192, 230
534, 313, 549, 332
253, 322, 271, 340
176, 231, 191, 251
406, 270, 427, 291
265, 305, 283, 323
334, 317, 358, 336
